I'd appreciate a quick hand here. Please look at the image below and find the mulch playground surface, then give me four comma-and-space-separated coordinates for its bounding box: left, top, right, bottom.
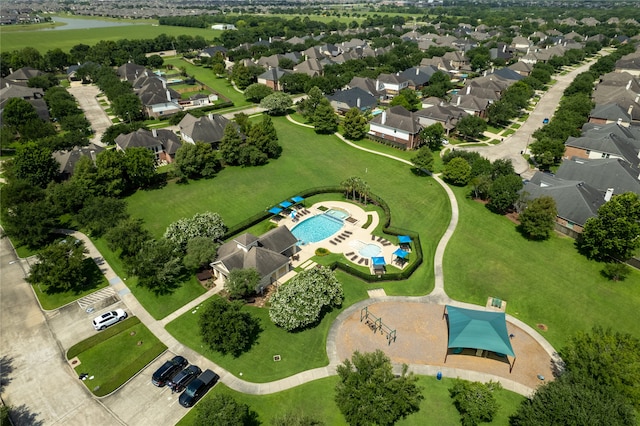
334, 301, 554, 390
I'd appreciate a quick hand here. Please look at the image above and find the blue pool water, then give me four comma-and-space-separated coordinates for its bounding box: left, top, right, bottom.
292, 214, 343, 244
325, 208, 350, 220
349, 240, 382, 257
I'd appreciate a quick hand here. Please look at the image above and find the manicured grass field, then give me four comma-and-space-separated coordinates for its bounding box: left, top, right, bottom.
33, 258, 109, 310
165, 270, 369, 383
92, 238, 206, 320
444, 185, 640, 348
163, 57, 249, 107
127, 116, 451, 296
72, 317, 166, 396
1, 21, 221, 53
177, 376, 524, 426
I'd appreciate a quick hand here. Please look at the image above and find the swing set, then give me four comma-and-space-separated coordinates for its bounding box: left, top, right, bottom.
360, 306, 397, 345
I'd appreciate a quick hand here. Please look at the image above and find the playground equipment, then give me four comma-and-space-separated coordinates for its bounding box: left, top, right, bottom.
360, 306, 397, 345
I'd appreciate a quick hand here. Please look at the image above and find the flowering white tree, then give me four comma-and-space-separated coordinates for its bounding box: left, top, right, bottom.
269, 266, 343, 331
164, 211, 226, 250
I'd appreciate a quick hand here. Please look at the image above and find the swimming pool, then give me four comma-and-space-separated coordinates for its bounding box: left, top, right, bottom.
349, 240, 382, 258
291, 214, 343, 244
325, 208, 350, 220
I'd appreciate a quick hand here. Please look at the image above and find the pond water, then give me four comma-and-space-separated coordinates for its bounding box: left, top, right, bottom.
41, 16, 143, 31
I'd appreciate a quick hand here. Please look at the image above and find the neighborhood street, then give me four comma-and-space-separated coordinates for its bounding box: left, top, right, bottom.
461, 51, 610, 178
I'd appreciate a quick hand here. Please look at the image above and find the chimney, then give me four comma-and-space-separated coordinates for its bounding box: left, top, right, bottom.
269, 36, 272, 43
357, 97, 361, 108
466, 86, 471, 95
90, 150, 97, 163
416, 68, 419, 75
618, 118, 623, 125
628, 105, 634, 116
635, 95, 640, 103
457, 96, 461, 106
381, 111, 387, 124
502, 44, 506, 53
604, 188, 614, 202
152, 128, 157, 138
162, 79, 166, 89
166, 90, 171, 102
627, 80, 632, 90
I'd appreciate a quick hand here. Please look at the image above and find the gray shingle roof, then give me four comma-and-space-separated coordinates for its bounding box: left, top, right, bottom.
327, 87, 377, 110
179, 113, 230, 145
524, 172, 605, 226
370, 106, 421, 134
556, 157, 640, 195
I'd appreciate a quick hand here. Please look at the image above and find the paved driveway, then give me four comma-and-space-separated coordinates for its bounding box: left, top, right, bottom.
67, 83, 113, 146
0, 236, 118, 425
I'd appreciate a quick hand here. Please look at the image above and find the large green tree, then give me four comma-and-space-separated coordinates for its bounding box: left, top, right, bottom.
449, 380, 501, 426
335, 350, 423, 426
518, 196, 557, 240
419, 123, 446, 150
183, 236, 218, 271
269, 267, 343, 331
559, 327, 640, 409
443, 157, 472, 186
456, 115, 487, 140
312, 102, 339, 134
578, 192, 640, 261
127, 239, 185, 295
342, 108, 368, 140
199, 297, 261, 356
124, 147, 156, 189
26, 239, 88, 293
175, 141, 220, 179
411, 145, 434, 173
244, 83, 273, 103
194, 394, 254, 426
104, 217, 151, 260
2, 98, 39, 129
487, 174, 523, 214
219, 122, 244, 165
225, 268, 261, 299
12, 143, 59, 188
260, 92, 292, 116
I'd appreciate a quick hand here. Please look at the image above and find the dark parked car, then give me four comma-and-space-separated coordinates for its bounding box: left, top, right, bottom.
168, 365, 201, 393
179, 369, 219, 407
151, 356, 188, 387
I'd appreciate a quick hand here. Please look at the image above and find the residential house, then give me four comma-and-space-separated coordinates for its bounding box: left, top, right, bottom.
414, 104, 467, 135
53, 143, 104, 179
564, 123, 640, 167
327, 87, 377, 114
522, 172, 605, 234
511, 36, 532, 52
0, 84, 48, 122
5, 67, 44, 84
508, 61, 533, 77
179, 113, 230, 147
376, 73, 410, 97
133, 75, 181, 118
490, 43, 513, 62
199, 46, 228, 59
443, 51, 469, 70
117, 62, 148, 82
449, 93, 492, 118
115, 128, 180, 163
257, 67, 290, 91
210, 227, 298, 292
293, 59, 323, 77
420, 57, 454, 74
368, 106, 422, 150
556, 157, 640, 196
588, 104, 632, 126
399, 66, 438, 90
346, 76, 384, 100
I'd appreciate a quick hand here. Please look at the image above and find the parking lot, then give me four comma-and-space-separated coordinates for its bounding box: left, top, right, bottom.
103, 352, 194, 426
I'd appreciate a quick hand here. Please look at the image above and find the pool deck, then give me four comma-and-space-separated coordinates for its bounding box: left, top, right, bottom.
277, 201, 407, 278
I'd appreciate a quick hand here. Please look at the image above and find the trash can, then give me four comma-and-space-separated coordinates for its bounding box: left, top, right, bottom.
437, 371, 442, 380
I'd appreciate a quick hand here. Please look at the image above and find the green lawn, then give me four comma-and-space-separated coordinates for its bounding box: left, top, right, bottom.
33, 258, 109, 310
444, 185, 640, 348
72, 317, 166, 396
92, 238, 206, 320
1, 20, 221, 53
166, 270, 369, 383
177, 376, 524, 426
163, 57, 249, 107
